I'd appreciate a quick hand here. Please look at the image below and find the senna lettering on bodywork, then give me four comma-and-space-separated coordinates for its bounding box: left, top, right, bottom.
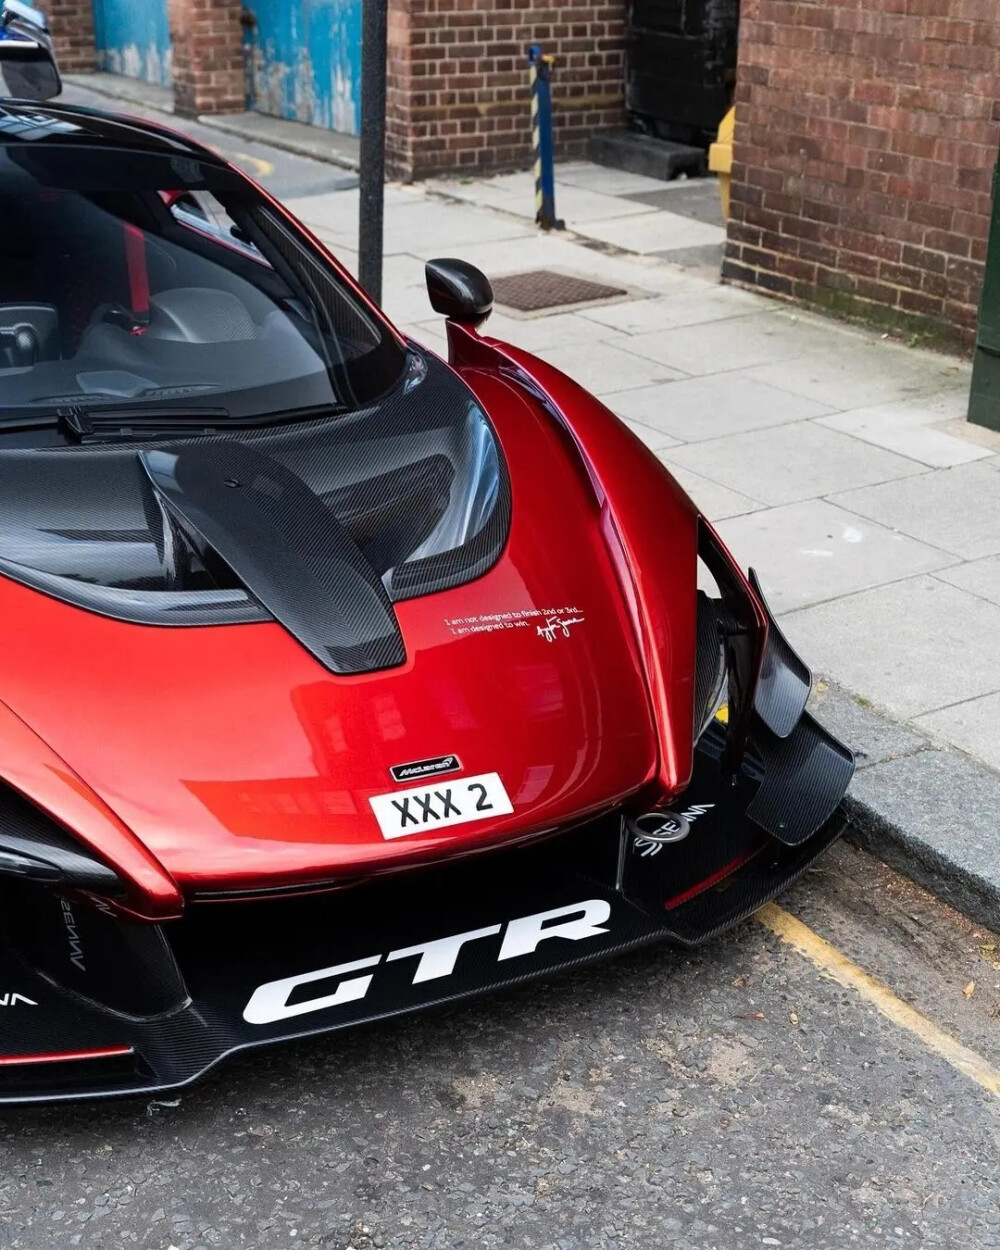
242, 899, 611, 1025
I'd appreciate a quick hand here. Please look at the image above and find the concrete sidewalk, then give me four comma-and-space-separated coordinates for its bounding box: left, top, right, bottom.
286, 167, 1000, 926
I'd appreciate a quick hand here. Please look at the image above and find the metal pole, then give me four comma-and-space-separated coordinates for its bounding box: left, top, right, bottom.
359, 0, 388, 304
527, 45, 564, 232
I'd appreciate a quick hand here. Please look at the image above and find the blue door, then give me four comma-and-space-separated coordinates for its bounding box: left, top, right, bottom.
249, 0, 362, 136
92, 0, 172, 87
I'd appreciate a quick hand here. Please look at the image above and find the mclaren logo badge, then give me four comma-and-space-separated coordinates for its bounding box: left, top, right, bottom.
389, 754, 462, 784
243, 899, 612, 1026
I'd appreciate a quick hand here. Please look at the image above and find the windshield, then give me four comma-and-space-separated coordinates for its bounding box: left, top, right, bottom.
0, 140, 405, 422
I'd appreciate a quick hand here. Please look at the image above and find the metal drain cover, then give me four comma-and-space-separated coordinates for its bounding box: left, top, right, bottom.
491, 270, 627, 313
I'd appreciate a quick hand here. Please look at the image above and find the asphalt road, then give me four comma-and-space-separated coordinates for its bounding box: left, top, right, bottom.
2, 841, 998, 1250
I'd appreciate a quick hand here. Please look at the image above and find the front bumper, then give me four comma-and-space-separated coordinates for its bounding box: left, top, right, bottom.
0, 750, 850, 1107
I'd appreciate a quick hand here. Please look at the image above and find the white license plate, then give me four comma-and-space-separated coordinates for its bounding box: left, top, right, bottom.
369, 772, 513, 840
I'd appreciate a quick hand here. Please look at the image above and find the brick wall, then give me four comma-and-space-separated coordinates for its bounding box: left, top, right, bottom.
48, 0, 96, 73
167, 0, 245, 117
725, 0, 1000, 345
47, 0, 624, 179
387, 0, 626, 180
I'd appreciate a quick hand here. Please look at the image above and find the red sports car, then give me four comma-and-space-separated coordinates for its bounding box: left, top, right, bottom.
0, 30, 852, 1103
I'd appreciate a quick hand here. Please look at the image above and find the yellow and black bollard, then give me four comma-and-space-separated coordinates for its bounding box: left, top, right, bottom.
527, 45, 565, 232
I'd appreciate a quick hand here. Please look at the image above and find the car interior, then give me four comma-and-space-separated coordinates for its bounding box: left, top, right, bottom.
0, 152, 378, 415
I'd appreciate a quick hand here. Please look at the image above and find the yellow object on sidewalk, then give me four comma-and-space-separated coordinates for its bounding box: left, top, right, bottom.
708, 106, 735, 221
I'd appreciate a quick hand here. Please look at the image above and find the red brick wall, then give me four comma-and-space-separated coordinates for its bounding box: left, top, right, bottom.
387, 0, 626, 180
168, 0, 245, 117
725, 0, 1000, 345
49, 0, 96, 73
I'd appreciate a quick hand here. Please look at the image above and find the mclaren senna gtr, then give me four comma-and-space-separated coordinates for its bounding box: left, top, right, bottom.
0, 60, 853, 1103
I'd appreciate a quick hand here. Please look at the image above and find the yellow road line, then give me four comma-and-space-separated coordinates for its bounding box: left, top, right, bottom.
756, 902, 1000, 1101
234, 152, 275, 178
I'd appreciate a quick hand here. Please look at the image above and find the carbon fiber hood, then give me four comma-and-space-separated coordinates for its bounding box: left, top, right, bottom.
0, 354, 509, 674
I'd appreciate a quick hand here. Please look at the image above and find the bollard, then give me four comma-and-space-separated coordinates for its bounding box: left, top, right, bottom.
527, 45, 565, 232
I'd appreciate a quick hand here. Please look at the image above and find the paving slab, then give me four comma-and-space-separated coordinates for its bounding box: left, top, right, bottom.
716, 500, 956, 612
618, 418, 683, 453
831, 461, 1000, 560
609, 372, 833, 443
664, 421, 927, 506
579, 209, 726, 255
744, 341, 969, 410
483, 310, 606, 352
288, 189, 535, 256
624, 180, 726, 227
913, 693, 1000, 774
555, 162, 669, 196
657, 463, 766, 521
453, 183, 661, 226
650, 241, 727, 273
577, 285, 765, 335
817, 393, 990, 468
540, 339, 687, 396
780, 575, 1000, 719
935, 554, 1000, 606
620, 311, 824, 376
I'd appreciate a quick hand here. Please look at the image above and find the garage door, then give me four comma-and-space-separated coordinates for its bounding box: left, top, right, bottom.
92, 0, 172, 87
247, 0, 362, 136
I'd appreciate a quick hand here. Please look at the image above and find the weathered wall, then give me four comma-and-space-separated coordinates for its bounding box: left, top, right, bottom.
387, 0, 626, 180
48, 0, 96, 73
167, 0, 244, 116
725, 0, 1000, 345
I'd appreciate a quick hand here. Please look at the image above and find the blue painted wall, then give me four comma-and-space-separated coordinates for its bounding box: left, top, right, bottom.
250, 0, 362, 136
93, 0, 172, 87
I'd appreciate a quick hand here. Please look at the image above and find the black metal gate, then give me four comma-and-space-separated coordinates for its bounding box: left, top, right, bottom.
625, 0, 740, 145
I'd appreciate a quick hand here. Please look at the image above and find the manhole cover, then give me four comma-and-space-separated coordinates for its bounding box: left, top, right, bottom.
491, 270, 627, 313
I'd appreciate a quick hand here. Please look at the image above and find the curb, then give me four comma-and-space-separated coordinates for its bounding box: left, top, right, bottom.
62, 74, 361, 174
196, 113, 360, 173
810, 684, 1000, 932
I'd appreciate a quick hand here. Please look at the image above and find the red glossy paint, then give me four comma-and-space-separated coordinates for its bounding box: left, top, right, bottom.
0, 369, 662, 900
0, 699, 182, 917
447, 322, 700, 796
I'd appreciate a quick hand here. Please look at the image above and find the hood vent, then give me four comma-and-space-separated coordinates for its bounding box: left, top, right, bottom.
141, 444, 405, 675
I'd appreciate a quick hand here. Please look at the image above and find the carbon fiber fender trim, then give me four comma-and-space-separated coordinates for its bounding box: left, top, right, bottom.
749, 568, 811, 739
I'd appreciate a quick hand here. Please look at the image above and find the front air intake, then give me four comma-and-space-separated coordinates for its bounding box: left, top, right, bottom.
0, 780, 123, 894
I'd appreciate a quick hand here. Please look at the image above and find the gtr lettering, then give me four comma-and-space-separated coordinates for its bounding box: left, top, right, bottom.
243, 899, 612, 1025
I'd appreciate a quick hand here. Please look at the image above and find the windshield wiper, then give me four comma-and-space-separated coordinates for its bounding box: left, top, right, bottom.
55, 401, 350, 443
59, 406, 232, 442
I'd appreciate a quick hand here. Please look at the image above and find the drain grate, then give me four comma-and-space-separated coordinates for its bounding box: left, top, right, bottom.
491, 270, 627, 313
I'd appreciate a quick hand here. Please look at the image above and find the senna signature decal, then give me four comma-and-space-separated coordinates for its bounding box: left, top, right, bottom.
445, 606, 585, 639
